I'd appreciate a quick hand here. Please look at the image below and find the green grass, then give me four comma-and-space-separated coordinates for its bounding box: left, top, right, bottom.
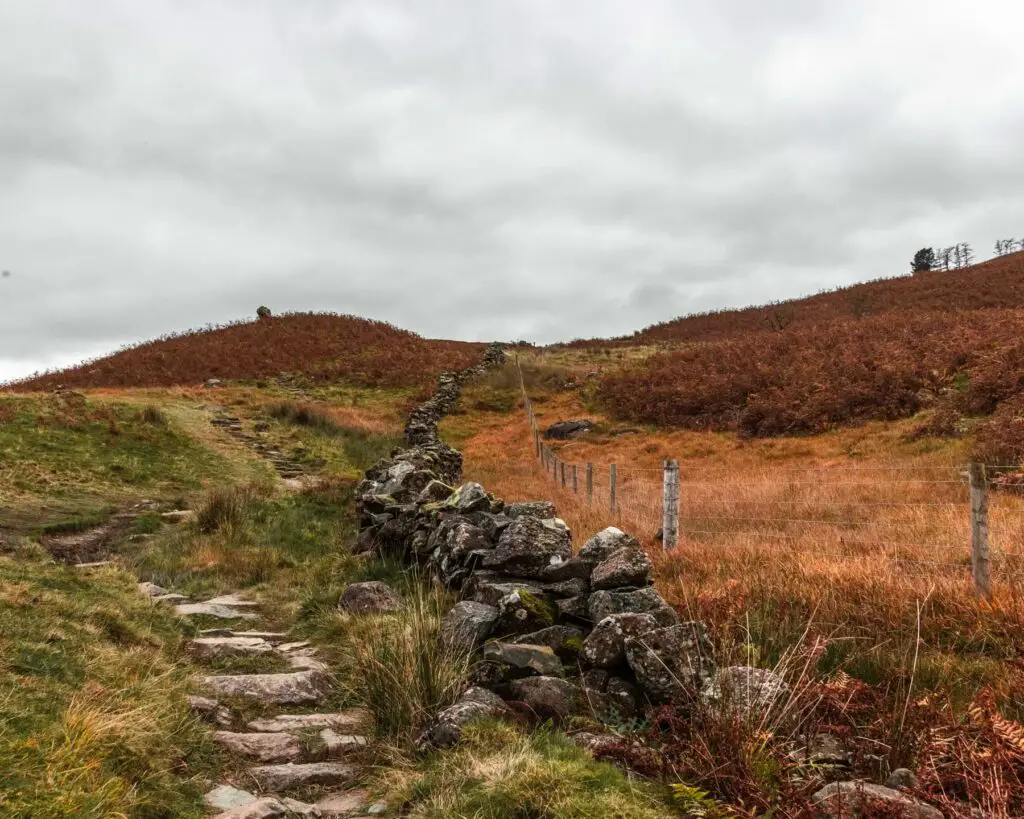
376, 721, 673, 818
0, 394, 231, 523
0, 545, 217, 819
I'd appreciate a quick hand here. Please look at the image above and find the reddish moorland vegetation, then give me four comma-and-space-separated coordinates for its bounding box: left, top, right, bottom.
599, 308, 1024, 437
9, 313, 483, 391
583, 250, 1024, 347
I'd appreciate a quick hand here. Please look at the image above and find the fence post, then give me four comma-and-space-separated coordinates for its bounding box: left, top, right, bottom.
610, 464, 617, 514
586, 463, 593, 504
572, 464, 578, 494
560, 461, 566, 488
662, 458, 679, 550
534, 429, 540, 460
969, 463, 992, 601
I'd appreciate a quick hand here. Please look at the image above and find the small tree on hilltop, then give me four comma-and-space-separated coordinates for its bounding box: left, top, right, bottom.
257, 305, 272, 320
911, 247, 935, 274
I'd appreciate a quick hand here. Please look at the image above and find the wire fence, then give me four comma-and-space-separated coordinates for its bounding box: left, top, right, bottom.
516, 359, 1024, 600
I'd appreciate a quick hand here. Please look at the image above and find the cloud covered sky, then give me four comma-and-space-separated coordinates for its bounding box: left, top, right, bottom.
2, 0, 1024, 381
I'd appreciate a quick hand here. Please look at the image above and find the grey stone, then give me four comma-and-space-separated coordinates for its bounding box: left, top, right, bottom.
805, 733, 854, 767
508, 676, 580, 720
201, 670, 328, 705
538, 577, 590, 598
465, 574, 545, 608
138, 581, 167, 597
315, 789, 371, 816
445, 521, 491, 558
580, 613, 659, 669
482, 516, 572, 578
588, 587, 678, 626
320, 730, 369, 757
504, 501, 557, 520
277, 641, 312, 652
539, 557, 594, 582
248, 761, 360, 791
416, 686, 512, 749
202, 593, 260, 608
187, 695, 235, 728
367, 805, 387, 816
187, 636, 275, 660
247, 711, 367, 733
702, 666, 790, 715
496, 588, 557, 634
451, 481, 492, 513
590, 545, 653, 590
581, 669, 610, 691
543, 419, 593, 440
578, 527, 639, 563
416, 479, 455, 504
482, 642, 563, 676
339, 581, 403, 614
441, 600, 499, 654
174, 602, 259, 620
886, 768, 920, 790
606, 677, 640, 718
205, 784, 257, 811
555, 595, 589, 621
624, 622, 716, 703
211, 797, 317, 818
511, 625, 584, 659
212, 731, 303, 762
161, 509, 196, 524
811, 782, 942, 819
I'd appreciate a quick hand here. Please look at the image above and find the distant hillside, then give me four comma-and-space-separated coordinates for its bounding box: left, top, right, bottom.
10, 313, 484, 391
582, 251, 1024, 347
594, 252, 1024, 436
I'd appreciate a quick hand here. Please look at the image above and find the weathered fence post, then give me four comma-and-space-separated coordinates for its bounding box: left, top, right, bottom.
969, 463, 992, 600
662, 458, 680, 550
586, 463, 593, 504
560, 461, 566, 488
610, 464, 618, 514
534, 429, 540, 460
572, 464, 578, 494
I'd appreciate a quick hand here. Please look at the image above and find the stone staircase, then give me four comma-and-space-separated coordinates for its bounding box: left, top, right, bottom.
210, 414, 309, 481
138, 584, 381, 818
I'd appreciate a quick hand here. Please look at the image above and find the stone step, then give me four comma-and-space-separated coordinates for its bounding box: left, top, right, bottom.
175, 602, 259, 620
188, 636, 276, 659
204, 593, 260, 608
246, 710, 367, 733
213, 731, 304, 763
201, 629, 291, 642
248, 761, 360, 791
201, 670, 329, 705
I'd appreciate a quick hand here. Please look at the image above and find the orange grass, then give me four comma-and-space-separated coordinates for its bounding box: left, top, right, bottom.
449, 388, 1024, 704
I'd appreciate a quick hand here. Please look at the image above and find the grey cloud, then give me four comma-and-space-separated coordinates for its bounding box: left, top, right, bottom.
3, 0, 1024, 380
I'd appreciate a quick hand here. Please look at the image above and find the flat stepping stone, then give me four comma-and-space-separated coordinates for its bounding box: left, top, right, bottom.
138, 581, 167, 597
316, 789, 371, 816
188, 636, 276, 659
204, 593, 260, 608
212, 796, 318, 818
74, 561, 112, 569
187, 695, 235, 728
206, 783, 258, 811
246, 711, 366, 733
152, 593, 189, 603
276, 641, 311, 652
201, 670, 328, 705
213, 731, 304, 762
248, 761, 359, 791
287, 653, 329, 672
175, 602, 259, 620
320, 729, 369, 757
200, 629, 290, 642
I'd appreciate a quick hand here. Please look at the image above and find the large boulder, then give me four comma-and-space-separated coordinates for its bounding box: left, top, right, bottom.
482, 517, 572, 578
624, 622, 716, 703
702, 666, 789, 716
588, 587, 678, 626
508, 676, 580, 720
441, 601, 499, 654
580, 613, 659, 669
339, 581, 403, 614
543, 420, 593, 440
482, 642, 563, 677
811, 781, 942, 819
415, 687, 511, 750
504, 501, 557, 520
590, 545, 653, 590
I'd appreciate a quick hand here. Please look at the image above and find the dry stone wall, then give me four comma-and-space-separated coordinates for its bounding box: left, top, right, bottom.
354, 342, 723, 743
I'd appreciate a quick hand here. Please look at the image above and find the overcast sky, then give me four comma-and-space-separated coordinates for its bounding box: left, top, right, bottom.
2, 1, 1023, 382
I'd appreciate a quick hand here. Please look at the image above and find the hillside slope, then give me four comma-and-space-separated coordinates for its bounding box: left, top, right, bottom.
9, 313, 483, 391
584, 251, 1024, 347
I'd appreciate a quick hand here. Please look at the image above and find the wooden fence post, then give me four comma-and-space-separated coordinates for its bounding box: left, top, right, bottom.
572, 464, 578, 494
969, 463, 992, 600
610, 464, 617, 514
662, 459, 680, 550
560, 461, 566, 488
586, 463, 593, 504
534, 429, 540, 460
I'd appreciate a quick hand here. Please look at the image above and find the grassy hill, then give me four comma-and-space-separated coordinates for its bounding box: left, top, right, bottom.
8, 313, 483, 391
